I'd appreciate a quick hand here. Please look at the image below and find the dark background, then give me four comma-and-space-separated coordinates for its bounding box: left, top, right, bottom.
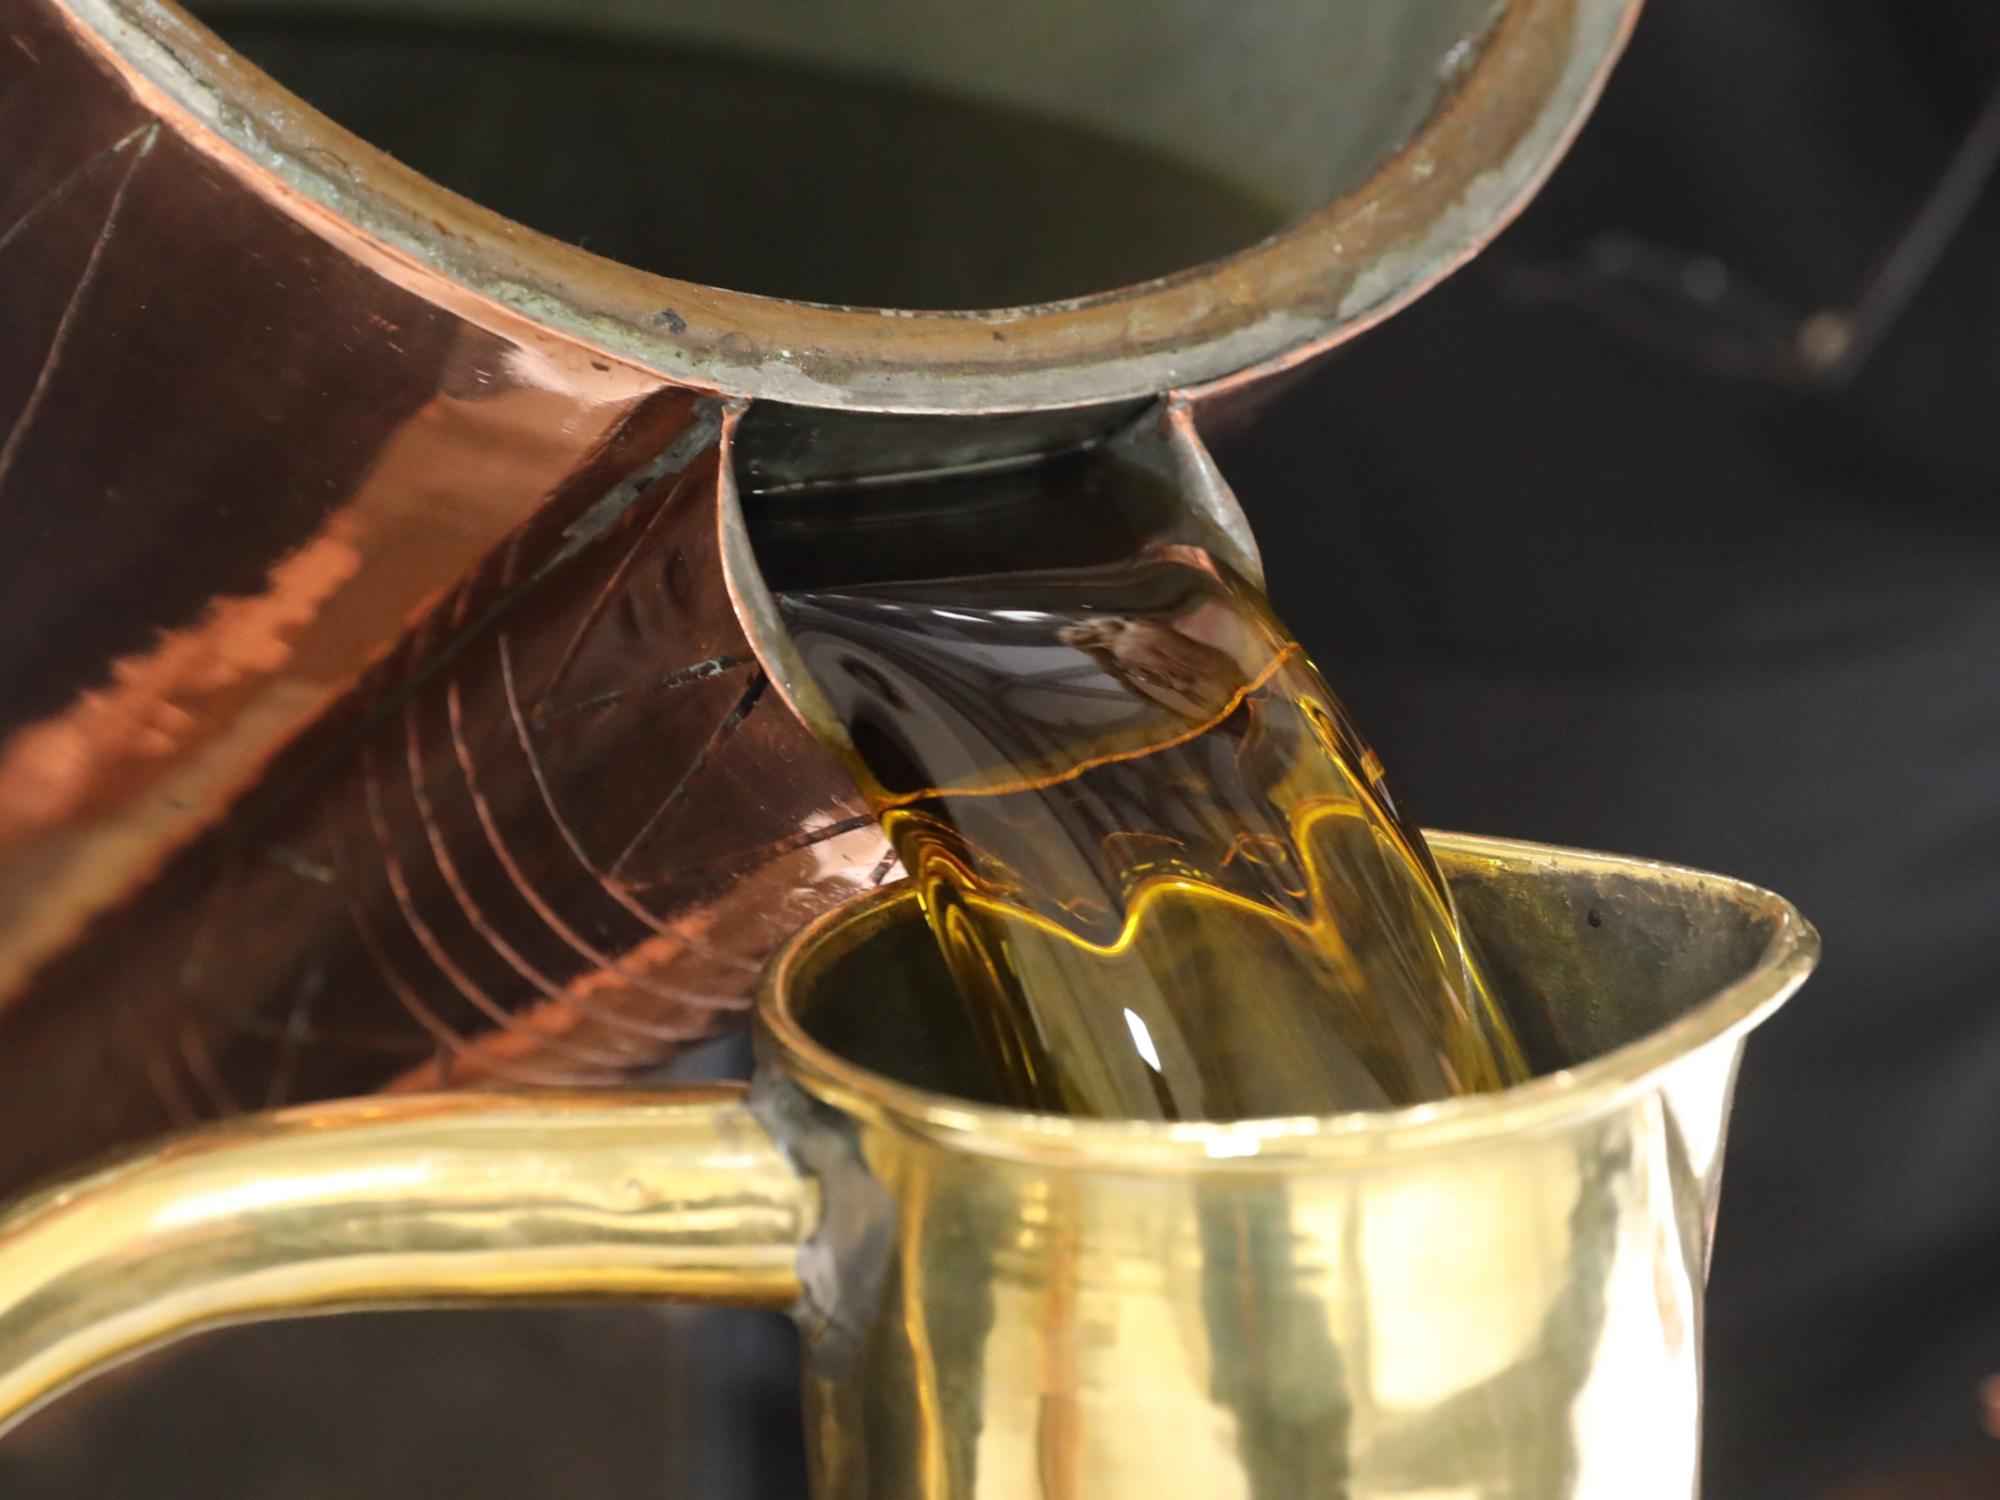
5, 1, 1999, 1496
1229, 4, 2000, 1492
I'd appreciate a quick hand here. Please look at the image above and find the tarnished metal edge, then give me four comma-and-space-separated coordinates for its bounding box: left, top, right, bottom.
58, 0, 1640, 413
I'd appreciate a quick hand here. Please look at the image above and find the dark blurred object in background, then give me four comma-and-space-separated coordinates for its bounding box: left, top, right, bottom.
6, 2, 1998, 1497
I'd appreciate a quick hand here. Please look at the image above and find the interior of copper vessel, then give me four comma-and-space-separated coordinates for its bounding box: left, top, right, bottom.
186, 0, 1504, 309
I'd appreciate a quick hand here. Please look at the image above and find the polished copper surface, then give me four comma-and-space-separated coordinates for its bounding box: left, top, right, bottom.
0, 7, 1842, 1490
0, 375, 884, 1187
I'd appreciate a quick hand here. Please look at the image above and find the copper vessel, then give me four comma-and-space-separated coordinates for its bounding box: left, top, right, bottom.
0, 0, 1639, 1190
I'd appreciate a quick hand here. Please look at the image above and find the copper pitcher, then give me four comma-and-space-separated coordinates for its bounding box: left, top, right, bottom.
0, 0, 1639, 1188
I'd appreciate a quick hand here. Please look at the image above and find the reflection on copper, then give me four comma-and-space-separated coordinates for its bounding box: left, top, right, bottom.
0, 368, 884, 1187
0, 0, 894, 1191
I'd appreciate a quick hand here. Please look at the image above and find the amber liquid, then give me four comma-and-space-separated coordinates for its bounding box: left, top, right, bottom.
758, 455, 1528, 1119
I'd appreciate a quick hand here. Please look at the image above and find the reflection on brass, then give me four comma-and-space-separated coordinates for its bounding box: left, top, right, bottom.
0, 836, 1818, 1497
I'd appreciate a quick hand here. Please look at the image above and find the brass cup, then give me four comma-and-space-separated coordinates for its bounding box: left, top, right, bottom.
0, 833, 1816, 1498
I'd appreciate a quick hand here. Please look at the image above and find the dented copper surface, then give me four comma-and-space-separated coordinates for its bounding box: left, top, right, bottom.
0, 0, 1638, 1191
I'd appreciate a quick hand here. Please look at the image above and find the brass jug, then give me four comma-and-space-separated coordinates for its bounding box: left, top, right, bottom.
0, 834, 1817, 1496
0, 1, 1824, 1495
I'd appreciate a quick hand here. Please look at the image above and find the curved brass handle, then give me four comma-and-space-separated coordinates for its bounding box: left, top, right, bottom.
0, 1088, 815, 1437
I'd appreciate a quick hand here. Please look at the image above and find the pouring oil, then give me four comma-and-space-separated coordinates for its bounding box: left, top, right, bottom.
754, 452, 1528, 1119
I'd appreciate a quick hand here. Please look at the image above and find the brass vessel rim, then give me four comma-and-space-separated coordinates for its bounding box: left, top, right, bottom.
757, 830, 1820, 1172
59, 0, 1637, 413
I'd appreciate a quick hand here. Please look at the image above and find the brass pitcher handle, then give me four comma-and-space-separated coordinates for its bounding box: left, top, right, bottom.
0, 1089, 815, 1437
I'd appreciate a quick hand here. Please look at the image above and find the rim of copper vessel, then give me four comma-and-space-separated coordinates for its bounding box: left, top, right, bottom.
68, 0, 1637, 414
758, 831, 1820, 1171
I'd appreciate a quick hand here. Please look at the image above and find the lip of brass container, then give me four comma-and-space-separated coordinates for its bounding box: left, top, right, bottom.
0, 834, 1818, 1498
0, 0, 1639, 1190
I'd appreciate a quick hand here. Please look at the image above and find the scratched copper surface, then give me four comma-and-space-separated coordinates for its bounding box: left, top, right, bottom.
0, 0, 886, 1193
